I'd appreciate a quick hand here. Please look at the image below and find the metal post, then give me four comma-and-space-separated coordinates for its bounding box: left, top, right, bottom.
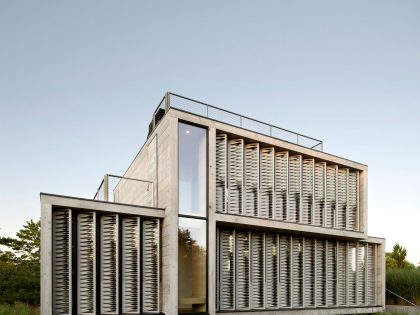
104, 174, 109, 202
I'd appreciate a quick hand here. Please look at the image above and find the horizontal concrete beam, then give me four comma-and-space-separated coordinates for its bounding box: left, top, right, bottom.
40, 193, 165, 218
216, 213, 373, 241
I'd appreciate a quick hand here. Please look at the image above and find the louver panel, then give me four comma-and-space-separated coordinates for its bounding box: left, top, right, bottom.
367, 244, 376, 305
228, 139, 244, 215
326, 240, 337, 306
220, 230, 235, 310
279, 236, 291, 307
304, 238, 315, 307
265, 234, 278, 309
122, 217, 140, 314
357, 244, 366, 305
100, 214, 119, 314
216, 134, 228, 213
302, 159, 314, 225
251, 233, 265, 309
142, 219, 160, 313
274, 152, 288, 221
336, 241, 346, 306
235, 231, 250, 310
314, 162, 326, 226
348, 171, 359, 231
260, 148, 274, 219
244, 143, 259, 217
348, 243, 357, 305
77, 212, 96, 315
315, 240, 326, 307
52, 209, 72, 315
288, 155, 302, 223
326, 166, 337, 228
292, 237, 303, 307
337, 169, 348, 229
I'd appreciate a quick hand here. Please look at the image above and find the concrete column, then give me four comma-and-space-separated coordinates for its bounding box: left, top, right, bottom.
40, 199, 52, 315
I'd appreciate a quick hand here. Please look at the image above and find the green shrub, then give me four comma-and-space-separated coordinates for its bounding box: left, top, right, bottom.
0, 303, 39, 315
386, 268, 420, 305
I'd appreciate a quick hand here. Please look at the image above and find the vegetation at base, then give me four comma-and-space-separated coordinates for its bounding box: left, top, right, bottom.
386, 243, 420, 306
0, 220, 40, 306
0, 303, 39, 315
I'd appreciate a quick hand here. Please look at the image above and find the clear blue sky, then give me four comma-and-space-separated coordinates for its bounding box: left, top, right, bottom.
0, 1, 419, 264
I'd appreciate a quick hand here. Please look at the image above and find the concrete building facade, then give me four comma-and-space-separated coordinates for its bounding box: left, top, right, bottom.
41, 93, 385, 315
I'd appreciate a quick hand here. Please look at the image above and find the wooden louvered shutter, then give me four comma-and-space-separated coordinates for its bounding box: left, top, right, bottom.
77, 212, 96, 315
122, 217, 140, 314
302, 159, 314, 224
348, 171, 359, 231
274, 152, 288, 221
315, 239, 326, 307
288, 156, 302, 223
142, 219, 160, 313
251, 233, 265, 309
348, 242, 357, 305
53, 209, 72, 315
326, 240, 337, 306
260, 148, 274, 219
279, 236, 291, 307
235, 231, 250, 310
216, 134, 228, 213
292, 237, 303, 307
304, 238, 315, 307
265, 234, 278, 309
357, 243, 366, 305
220, 230, 235, 310
326, 165, 337, 228
100, 214, 119, 314
337, 168, 348, 229
314, 162, 326, 226
336, 241, 347, 306
367, 244, 376, 305
244, 143, 259, 216
228, 139, 244, 215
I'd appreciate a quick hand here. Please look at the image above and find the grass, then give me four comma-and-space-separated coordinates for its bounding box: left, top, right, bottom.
0, 304, 39, 315
386, 268, 420, 306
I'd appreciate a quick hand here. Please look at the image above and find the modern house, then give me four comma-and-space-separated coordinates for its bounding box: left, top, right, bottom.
40, 92, 385, 315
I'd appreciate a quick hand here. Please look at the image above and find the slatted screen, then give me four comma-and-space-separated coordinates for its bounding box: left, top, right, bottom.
235, 232, 250, 310
337, 168, 348, 229
274, 152, 288, 221
326, 165, 337, 228
216, 134, 227, 213
244, 143, 259, 216
314, 162, 326, 226
302, 159, 314, 225
228, 139, 244, 215
348, 171, 359, 231
216, 229, 380, 311
52, 209, 72, 315
260, 148, 274, 218
288, 155, 302, 223
51, 209, 161, 315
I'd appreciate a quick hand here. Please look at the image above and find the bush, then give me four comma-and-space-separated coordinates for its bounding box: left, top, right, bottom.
386, 268, 420, 305
0, 303, 39, 315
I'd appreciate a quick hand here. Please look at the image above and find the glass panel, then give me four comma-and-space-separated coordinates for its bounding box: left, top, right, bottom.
179, 123, 207, 217
178, 218, 207, 312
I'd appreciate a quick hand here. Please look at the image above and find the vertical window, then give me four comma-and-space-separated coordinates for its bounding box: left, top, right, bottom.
179, 123, 207, 217
178, 218, 207, 313
178, 122, 208, 313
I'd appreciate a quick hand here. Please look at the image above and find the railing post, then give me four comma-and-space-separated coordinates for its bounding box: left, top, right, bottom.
104, 174, 109, 202
165, 92, 171, 112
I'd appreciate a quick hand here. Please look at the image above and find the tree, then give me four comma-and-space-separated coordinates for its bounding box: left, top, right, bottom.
0, 219, 40, 305
386, 243, 415, 269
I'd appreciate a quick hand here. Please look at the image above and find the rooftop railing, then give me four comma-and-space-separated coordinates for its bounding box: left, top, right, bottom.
150, 92, 323, 151
94, 174, 154, 207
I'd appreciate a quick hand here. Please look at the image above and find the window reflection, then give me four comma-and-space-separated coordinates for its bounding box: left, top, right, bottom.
178, 218, 207, 313
179, 123, 207, 217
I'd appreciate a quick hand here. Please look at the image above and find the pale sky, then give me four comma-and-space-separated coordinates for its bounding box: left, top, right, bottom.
0, 1, 419, 264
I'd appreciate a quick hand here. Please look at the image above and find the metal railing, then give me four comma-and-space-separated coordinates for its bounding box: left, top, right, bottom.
94, 174, 154, 207
150, 92, 323, 151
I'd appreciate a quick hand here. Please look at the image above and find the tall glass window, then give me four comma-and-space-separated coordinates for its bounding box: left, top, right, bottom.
179, 123, 207, 217
178, 122, 207, 313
